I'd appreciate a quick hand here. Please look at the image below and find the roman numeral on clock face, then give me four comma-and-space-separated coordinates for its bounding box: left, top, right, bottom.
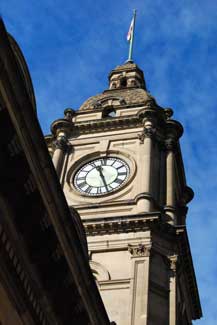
97, 187, 102, 194
101, 158, 107, 165
77, 176, 86, 181
118, 171, 127, 176
114, 178, 123, 185
78, 181, 86, 188
85, 186, 92, 193
90, 162, 96, 169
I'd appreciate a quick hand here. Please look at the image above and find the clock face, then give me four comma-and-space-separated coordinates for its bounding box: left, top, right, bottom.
74, 157, 130, 196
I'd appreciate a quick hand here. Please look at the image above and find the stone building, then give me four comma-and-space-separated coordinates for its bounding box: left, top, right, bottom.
47, 62, 202, 324
0, 19, 110, 325
0, 17, 202, 325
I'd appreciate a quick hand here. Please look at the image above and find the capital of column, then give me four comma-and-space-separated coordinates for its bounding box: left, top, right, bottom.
164, 138, 177, 152
53, 133, 68, 151
138, 120, 156, 143
128, 244, 151, 258
168, 255, 178, 274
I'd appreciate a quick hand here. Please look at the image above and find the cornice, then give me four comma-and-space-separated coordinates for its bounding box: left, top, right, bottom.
85, 216, 201, 319
49, 106, 184, 151
83, 212, 161, 236
72, 193, 162, 211
77, 115, 140, 133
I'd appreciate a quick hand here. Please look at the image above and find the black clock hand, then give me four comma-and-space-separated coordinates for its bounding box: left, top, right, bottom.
96, 166, 109, 191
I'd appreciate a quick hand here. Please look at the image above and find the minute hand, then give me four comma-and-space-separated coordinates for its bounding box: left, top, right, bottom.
96, 166, 109, 191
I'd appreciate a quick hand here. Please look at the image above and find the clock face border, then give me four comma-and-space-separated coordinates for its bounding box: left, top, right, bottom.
72, 156, 130, 197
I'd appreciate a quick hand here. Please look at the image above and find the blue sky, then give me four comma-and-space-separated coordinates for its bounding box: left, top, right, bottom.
1, 0, 217, 323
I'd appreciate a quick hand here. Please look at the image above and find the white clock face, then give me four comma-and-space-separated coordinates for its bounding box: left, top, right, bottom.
74, 157, 130, 196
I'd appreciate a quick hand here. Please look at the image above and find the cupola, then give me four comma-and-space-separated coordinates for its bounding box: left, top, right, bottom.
108, 61, 146, 90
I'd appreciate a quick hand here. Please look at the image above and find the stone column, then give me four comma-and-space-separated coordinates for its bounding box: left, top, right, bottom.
168, 255, 178, 325
52, 131, 68, 178
138, 119, 156, 211
128, 244, 151, 325
165, 139, 176, 224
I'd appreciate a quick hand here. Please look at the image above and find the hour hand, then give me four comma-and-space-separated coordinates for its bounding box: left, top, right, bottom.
96, 166, 108, 191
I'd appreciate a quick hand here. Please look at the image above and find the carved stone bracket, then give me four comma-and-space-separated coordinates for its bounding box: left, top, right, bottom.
168, 255, 178, 275
138, 126, 156, 143
53, 135, 68, 151
138, 132, 145, 144
164, 138, 177, 152
128, 244, 151, 258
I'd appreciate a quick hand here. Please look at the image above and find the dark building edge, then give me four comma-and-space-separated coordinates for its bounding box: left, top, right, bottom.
0, 18, 110, 325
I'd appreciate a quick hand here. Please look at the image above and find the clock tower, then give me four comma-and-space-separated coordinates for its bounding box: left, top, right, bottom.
47, 61, 202, 324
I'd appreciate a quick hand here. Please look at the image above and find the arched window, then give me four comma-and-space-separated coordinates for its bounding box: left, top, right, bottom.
120, 76, 127, 88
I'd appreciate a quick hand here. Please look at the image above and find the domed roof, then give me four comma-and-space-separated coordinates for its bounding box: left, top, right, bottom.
79, 88, 153, 111
79, 62, 154, 111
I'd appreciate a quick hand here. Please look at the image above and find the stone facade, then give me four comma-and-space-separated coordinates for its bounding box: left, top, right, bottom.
47, 62, 202, 324
0, 19, 110, 325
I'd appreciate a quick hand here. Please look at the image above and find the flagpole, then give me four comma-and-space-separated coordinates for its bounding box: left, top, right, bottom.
127, 9, 136, 62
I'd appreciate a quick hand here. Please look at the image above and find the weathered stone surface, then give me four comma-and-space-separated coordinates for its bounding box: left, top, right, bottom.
79, 88, 154, 111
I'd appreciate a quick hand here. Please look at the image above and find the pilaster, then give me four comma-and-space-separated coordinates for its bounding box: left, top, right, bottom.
168, 255, 178, 325
128, 244, 151, 325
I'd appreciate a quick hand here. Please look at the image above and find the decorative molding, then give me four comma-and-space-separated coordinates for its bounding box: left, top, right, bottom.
89, 261, 111, 281
49, 110, 184, 155
83, 212, 160, 236
168, 255, 178, 275
74, 192, 161, 211
128, 243, 151, 257
164, 138, 177, 152
138, 126, 156, 143
99, 279, 130, 291
77, 115, 140, 134
137, 132, 145, 144
92, 96, 126, 109
144, 126, 156, 138
53, 135, 68, 151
